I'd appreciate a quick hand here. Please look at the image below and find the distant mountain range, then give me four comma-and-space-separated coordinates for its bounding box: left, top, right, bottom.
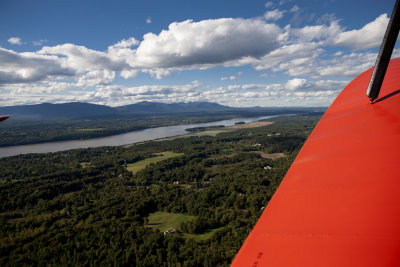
115, 101, 237, 114
0, 101, 324, 120
0, 102, 117, 119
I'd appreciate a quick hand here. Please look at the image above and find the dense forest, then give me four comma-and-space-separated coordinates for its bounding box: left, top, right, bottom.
0, 115, 321, 266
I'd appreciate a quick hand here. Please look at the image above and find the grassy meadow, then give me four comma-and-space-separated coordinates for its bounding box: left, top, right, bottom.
148, 211, 195, 232
126, 151, 184, 174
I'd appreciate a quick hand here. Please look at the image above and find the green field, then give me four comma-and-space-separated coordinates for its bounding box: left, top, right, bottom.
126, 151, 184, 174
148, 211, 195, 232
148, 212, 225, 241
185, 131, 223, 137
183, 226, 226, 242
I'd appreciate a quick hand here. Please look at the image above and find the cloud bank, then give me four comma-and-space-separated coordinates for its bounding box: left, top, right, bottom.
1, 14, 389, 85
0, 79, 346, 107
0, 11, 391, 106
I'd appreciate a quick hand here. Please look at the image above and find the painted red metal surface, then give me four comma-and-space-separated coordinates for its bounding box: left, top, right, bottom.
231, 58, 400, 267
0, 115, 10, 122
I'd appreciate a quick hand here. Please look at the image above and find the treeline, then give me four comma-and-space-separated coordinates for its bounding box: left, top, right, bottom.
0, 115, 321, 266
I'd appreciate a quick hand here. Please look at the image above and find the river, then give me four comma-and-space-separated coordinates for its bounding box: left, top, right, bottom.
0, 115, 278, 158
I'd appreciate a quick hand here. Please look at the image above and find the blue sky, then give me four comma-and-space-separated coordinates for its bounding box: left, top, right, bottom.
0, 0, 397, 107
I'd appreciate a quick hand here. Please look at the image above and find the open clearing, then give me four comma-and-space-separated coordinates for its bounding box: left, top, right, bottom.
183, 131, 224, 137
148, 211, 225, 241
126, 151, 184, 174
253, 151, 286, 160
79, 162, 91, 168
183, 226, 226, 242
148, 211, 195, 232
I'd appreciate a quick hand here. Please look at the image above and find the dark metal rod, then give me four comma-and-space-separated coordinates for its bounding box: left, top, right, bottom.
366, 0, 400, 103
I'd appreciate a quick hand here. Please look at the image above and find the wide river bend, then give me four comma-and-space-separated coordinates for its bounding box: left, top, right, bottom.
0, 115, 278, 158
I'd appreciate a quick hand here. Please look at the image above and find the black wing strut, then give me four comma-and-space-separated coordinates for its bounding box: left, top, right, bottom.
367, 0, 400, 103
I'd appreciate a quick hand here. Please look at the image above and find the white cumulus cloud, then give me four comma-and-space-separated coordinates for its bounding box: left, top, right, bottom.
133, 18, 282, 69
0, 47, 75, 84
290, 21, 342, 43
221, 72, 242, 81
8, 37, 22, 45
76, 69, 115, 88
264, 9, 285, 21
334, 14, 389, 50
38, 44, 127, 74
32, 39, 48, 46
265, 1, 274, 8
290, 5, 300, 12
286, 78, 307, 90
111, 37, 139, 48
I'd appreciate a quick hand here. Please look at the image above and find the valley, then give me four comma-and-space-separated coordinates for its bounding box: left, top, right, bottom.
0, 114, 321, 266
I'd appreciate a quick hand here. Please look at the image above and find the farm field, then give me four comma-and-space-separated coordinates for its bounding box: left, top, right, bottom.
126, 151, 184, 174
148, 211, 195, 232
253, 151, 286, 160
148, 211, 226, 242
224, 121, 274, 130
183, 226, 226, 242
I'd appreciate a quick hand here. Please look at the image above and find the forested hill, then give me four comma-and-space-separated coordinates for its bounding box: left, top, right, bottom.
0, 101, 324, 119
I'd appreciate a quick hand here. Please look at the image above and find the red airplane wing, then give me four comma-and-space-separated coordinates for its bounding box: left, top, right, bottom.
231, 59, 400, 267
0, 115, 10, 122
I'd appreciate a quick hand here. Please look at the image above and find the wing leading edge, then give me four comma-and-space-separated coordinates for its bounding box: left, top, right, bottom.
231, 58, 400, 267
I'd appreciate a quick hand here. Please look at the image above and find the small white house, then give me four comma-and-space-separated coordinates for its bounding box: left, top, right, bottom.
164, 228, 177, 235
